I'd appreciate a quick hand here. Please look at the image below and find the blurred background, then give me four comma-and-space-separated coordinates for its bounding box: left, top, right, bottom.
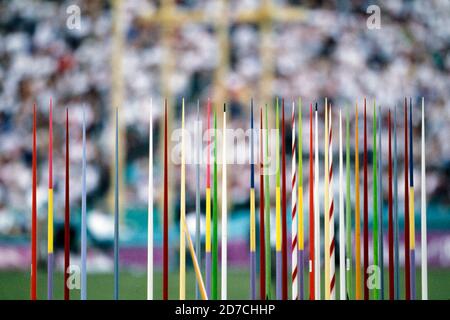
0, 0, 449, 299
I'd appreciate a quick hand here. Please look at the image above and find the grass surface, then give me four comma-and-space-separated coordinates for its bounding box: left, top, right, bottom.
0, 268, 448, 300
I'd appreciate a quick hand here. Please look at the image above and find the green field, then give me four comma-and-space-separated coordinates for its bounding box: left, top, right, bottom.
0, 269, 448, 300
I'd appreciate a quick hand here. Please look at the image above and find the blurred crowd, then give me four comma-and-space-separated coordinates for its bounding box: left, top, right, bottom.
0, 0, 449, 239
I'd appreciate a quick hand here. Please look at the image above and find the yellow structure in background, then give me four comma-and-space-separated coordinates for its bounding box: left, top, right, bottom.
110, 0, 305, 221
136, 0, 305, 103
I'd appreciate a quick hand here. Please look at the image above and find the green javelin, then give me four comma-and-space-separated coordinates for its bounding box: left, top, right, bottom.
345, 105, 353, 299
373, 100, 379, 300
212, 109, 218, 299
264, 103, 272, 298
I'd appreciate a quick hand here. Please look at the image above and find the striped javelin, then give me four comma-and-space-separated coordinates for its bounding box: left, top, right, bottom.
291, 101, 298, 300
328, 105, 336, 299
